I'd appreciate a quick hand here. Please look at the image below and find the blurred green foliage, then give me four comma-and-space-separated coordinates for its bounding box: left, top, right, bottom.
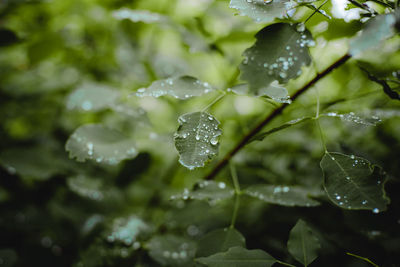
0, 0, 400, 266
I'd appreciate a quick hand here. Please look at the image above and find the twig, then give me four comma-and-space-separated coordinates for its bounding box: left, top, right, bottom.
204, 54, 351, 180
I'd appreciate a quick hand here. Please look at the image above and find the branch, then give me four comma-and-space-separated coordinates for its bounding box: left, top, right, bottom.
204, 53, 351, 180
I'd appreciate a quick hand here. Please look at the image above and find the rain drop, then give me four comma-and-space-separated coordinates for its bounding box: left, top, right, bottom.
210, 137, 218, 145
296, 23, 305, 32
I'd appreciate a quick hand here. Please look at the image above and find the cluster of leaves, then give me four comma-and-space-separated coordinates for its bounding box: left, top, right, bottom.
1, 0, 400, 266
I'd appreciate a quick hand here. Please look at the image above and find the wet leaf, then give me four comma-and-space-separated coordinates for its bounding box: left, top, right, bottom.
113, 8, 209, 52
287, 219, 320, 266
170, 181, 234, 205
106, 216, 150, 245
66, 83, 121, 111
322, 112, 381, 126
112, 8, 168, 23
197, 228, 246, 257
350, 11, 398, 56
320, 152, 390, 212
67, 175, 106, 201
148, 235, 197, 266
230, 82, 290, 103
239, 23, 314, 93
174, 112, 222, 169
136, 76, 213, 99
65, 124, 138, 165
229, 0, 296, 24
196, 246, 276, 267
244, 185, 321, 207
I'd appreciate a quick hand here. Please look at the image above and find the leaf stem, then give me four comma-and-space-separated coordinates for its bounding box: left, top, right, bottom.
230, 162, 241, 194
314, 88, 327, 152
315, 88, 320, 118
346, 252, 380, 267
204, 54, 351, 180
316, 118, 327, 152
201, 90, 226, 112
275, 259, 297, 267
304, 0, 329, 24
229, 163, 241, 228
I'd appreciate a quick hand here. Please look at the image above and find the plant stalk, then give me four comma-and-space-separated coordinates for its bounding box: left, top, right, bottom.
204, 53, 351, 180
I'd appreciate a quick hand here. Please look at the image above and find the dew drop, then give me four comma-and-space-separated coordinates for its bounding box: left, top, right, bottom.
296, 23, 305, 32
87, 142, 94, 150
172, 252, 179, 259
218, 182, 226, 189
82, 101, 93, 111
282, 186, 289, 192
372, 208, 379, 214
210, 137, 218, 146
180, 250, 187, 259
163, 251, 171, 258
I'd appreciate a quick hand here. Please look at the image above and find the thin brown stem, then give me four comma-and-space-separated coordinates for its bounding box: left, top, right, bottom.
204, 54, 351, 180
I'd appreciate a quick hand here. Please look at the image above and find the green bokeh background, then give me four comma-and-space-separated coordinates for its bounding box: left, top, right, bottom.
0, 0, 400, 266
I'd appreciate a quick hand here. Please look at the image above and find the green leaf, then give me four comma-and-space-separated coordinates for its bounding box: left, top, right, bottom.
106, 216, 150, 245
27, 33, 63, 65
320, 152, 390, 212
239, 23, 314, 93
65, 124, 138, 165
287, 219, 320, 266
0, 249, 17, 267
322, 112, 381, 126
67, 175, 106, 201
170, 181, 234, 205
244, 185, 321, 207
147, 235, 197, 266
349, 11, 398, 56
196, 246, 276, 267
250, 117, 313, 142
136, 76, 214, 99
0, 146, 70, 181
112, 8, 169, 23
174, 112, 222, 169
66, 83, 121, 111
113, 8, 209, 52
230, 82, 291, 103
229, 0, 300, 24
197, 228, 246, 257
258, 82, 291, 103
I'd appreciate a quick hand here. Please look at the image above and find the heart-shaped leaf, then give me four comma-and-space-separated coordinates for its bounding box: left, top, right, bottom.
239, 23, 314, 93
320, 152, 390, 212
197, 228, 246, 257
244, 185, 321, 207
136, 76, 213, 99
287, 219, 320, 266
174, 112, 222, 169
66, 124, 138, 165
196, 246, 276, 267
